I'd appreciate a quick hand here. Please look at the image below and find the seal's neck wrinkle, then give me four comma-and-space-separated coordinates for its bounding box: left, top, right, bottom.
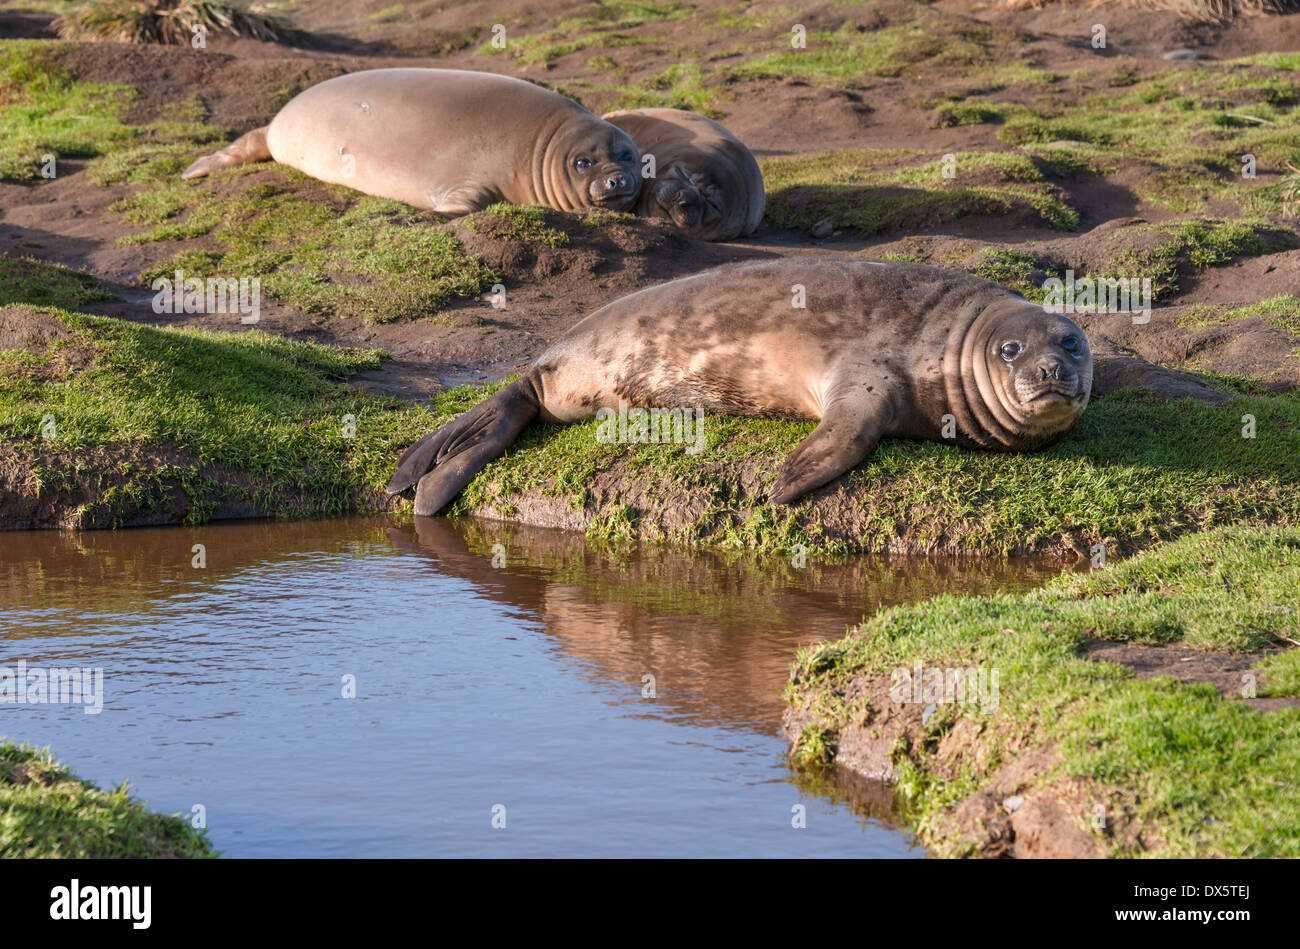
943, 304, 1026, 450
535, 118, 580, 212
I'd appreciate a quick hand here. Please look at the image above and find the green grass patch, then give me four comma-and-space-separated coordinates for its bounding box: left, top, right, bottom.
131, 177, 499, 323
786, 525, 1300, 856
0, 306, 437, 523
0, 256, 115, 308
1097, 218, 1284, 297
1, 738, 215, 857
931, 100, 1004, 128
465, 203, 571, 247
992, 62, 1300, 216
761, 148, 1079, 233
724, 24, 985, 82
476, 0, 687, 67
601, 63, 717, 112
969, 247, 1061, 301
0, 39, 137, 179
1178, 294, 1300, 331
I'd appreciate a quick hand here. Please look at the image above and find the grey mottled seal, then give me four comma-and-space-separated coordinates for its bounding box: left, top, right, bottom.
388, 259, 1093, 515
601, 107, 764, 240
182, 68, 642, 215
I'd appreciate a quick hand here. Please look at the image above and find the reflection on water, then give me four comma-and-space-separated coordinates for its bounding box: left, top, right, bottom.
0, 517, 1066, 857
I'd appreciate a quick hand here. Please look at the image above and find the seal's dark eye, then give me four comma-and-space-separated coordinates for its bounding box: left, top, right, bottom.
1061, 336, 1078, 352
617, 152, 633, 163
1000, 342, 1022, 361
575, 158, 593, 170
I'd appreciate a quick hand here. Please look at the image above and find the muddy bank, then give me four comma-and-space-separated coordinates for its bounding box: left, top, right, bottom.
782, 674, 1118, 858
782, 643, 1294, 858
0, 440, 398, 530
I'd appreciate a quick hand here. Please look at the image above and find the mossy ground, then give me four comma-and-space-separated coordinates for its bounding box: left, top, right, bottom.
752, 52, 1300, 241
761, 149, 1080, 233
1, 738, 215, 857
0, 39, 140, 180
0, 300, 435, 525
463, 203, 572, 247
129, 178, 500, 324
785, 525, 1300, 857
475, 0, 688, 69
1178, 293, 1300, 330
0, 255, 115, 308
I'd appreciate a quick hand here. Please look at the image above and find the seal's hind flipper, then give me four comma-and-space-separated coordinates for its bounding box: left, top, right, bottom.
768, 388, 892, 505
181, 127, 272, 180
387, 378, 541, 516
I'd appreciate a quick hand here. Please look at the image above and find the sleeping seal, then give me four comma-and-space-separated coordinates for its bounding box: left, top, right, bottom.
388, 258, 1093, 515
601, 108, 764, 240
182, 68, 642, 215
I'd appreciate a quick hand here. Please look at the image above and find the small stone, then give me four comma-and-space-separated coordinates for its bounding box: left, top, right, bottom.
810, 218, 834, 239
1162, 48, 1207, 61
921, 701, 937, 724
1002, 795, 1025, 813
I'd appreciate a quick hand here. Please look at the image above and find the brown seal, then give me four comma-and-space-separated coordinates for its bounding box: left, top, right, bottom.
601, 107, 764, 240
182, 68, 642, 215
388, 258, 1093, 515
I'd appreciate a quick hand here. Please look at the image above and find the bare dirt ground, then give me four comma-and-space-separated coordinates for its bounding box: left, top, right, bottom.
2, 0, 1298, 397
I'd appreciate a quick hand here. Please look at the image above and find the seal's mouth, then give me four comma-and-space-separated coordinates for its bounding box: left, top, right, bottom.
593, 191, 635, 207
1011, 362, 1084, 404
1027, 385, 1076, 400
1015, 379, 1084, 414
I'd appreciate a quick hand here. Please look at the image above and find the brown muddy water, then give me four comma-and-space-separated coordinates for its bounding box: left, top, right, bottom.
0, 516, 1067, 857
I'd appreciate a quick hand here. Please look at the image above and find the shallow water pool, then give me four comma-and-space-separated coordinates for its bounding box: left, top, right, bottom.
0, 516, 1064, 857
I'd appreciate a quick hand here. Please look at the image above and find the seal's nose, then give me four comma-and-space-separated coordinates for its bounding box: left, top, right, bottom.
605, 174, 628, 193
1038, 357, 1065, 381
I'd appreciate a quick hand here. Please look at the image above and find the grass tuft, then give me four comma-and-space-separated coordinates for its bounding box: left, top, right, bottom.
55, 0, 299, 46
1, 738, 216, 857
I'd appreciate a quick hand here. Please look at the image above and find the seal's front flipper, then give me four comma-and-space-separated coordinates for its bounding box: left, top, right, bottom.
181, 127, 272, 179
387, 377, 541, 516
768, 387, 892, 505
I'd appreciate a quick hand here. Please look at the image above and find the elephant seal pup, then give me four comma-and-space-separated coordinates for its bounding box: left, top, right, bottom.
601, 108, 764, 240
182, 68, 642, 215
388, 258, 1093, 515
